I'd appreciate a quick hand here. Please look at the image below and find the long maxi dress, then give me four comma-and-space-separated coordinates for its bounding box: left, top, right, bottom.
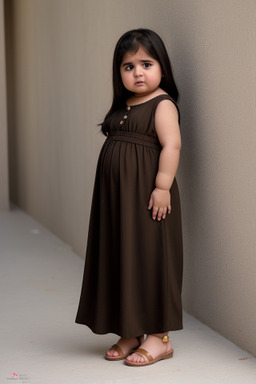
75, 94, 183, 338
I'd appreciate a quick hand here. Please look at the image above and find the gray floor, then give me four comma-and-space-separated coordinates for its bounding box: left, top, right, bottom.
1, 205, 256, 384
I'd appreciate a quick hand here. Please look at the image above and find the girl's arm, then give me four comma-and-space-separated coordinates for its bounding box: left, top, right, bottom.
148, 100, 181, 221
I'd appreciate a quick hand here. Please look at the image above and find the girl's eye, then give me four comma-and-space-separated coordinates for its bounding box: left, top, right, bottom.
143, 63, 152, 68
125, 65, 134, 71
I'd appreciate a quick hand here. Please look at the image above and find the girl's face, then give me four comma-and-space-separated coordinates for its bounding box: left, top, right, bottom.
120, 46, 162, 98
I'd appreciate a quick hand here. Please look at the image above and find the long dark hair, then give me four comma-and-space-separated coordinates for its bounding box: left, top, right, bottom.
101, 28, 179, 136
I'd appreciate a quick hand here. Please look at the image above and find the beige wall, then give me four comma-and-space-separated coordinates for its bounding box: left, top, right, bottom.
0, 0, 9, 210
4, 0, 256, 356
175, 1, 256, 357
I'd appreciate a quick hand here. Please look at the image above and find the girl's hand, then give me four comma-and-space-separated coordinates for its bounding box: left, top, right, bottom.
148, 188, 171, 221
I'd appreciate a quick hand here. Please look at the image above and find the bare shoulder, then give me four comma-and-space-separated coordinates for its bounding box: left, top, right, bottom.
155, 99, 179, 122
154, 99, 181, 147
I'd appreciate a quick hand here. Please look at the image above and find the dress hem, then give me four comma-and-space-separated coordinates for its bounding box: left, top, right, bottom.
75, 319, 183, 338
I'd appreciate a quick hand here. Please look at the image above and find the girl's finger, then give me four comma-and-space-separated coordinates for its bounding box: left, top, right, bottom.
148, 196, 153, 210
157, 207, 164, 221
162, 208, 167, 219
152, 206, 158, 220
168, 205, 171, 214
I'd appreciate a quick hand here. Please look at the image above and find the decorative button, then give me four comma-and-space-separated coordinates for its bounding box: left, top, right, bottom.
120, 120, 124, 125
123, 115, 128, 119
126, 106, 131, 111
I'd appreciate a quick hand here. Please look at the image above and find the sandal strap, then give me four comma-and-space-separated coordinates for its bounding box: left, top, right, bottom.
108, 336, 142, 357
135, 348, 153, 362
152, 334, 169, 343
110, 343, 123, 357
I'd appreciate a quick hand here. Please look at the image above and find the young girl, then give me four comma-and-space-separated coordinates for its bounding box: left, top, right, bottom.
75, 28, 183, 367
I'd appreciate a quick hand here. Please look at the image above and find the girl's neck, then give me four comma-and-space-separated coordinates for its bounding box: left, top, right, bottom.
126, 87, 167, 106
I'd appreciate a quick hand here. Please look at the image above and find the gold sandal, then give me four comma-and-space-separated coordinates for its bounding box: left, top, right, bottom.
105, 336, 143, 361
125, 334, 174, 367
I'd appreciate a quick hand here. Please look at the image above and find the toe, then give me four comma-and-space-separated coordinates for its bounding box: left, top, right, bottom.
136, 354, 142, 363
128, 352, 135, 362
106, 349, 117, 357
134, 354, 140, 363
126, 351, 147, 364
139, 356, 145, 363
127, 352, 136, 362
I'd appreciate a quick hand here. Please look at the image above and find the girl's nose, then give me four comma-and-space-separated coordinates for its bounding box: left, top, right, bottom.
134, 66, 143, 77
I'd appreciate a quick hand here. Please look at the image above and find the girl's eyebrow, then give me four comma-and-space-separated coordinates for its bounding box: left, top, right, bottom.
121, 59, 154, 67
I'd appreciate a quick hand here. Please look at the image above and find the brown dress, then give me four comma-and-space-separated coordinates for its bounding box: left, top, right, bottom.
75, 94, 183, 337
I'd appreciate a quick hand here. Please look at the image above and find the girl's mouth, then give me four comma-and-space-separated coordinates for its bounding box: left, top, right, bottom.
135, 81, 144, 85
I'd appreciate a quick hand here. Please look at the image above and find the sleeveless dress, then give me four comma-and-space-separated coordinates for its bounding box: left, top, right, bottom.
75, 94, 183, 338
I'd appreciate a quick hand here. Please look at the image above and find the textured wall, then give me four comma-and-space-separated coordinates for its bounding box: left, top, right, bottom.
5, 0, 256, 356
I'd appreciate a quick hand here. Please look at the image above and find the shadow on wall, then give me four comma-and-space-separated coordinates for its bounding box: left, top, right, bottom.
174, 36, 203, 311
4, 0, 18, 205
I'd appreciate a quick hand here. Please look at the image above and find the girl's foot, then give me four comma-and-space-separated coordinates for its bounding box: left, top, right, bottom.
105, 335, 144, 360
125, 333, 173, 366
